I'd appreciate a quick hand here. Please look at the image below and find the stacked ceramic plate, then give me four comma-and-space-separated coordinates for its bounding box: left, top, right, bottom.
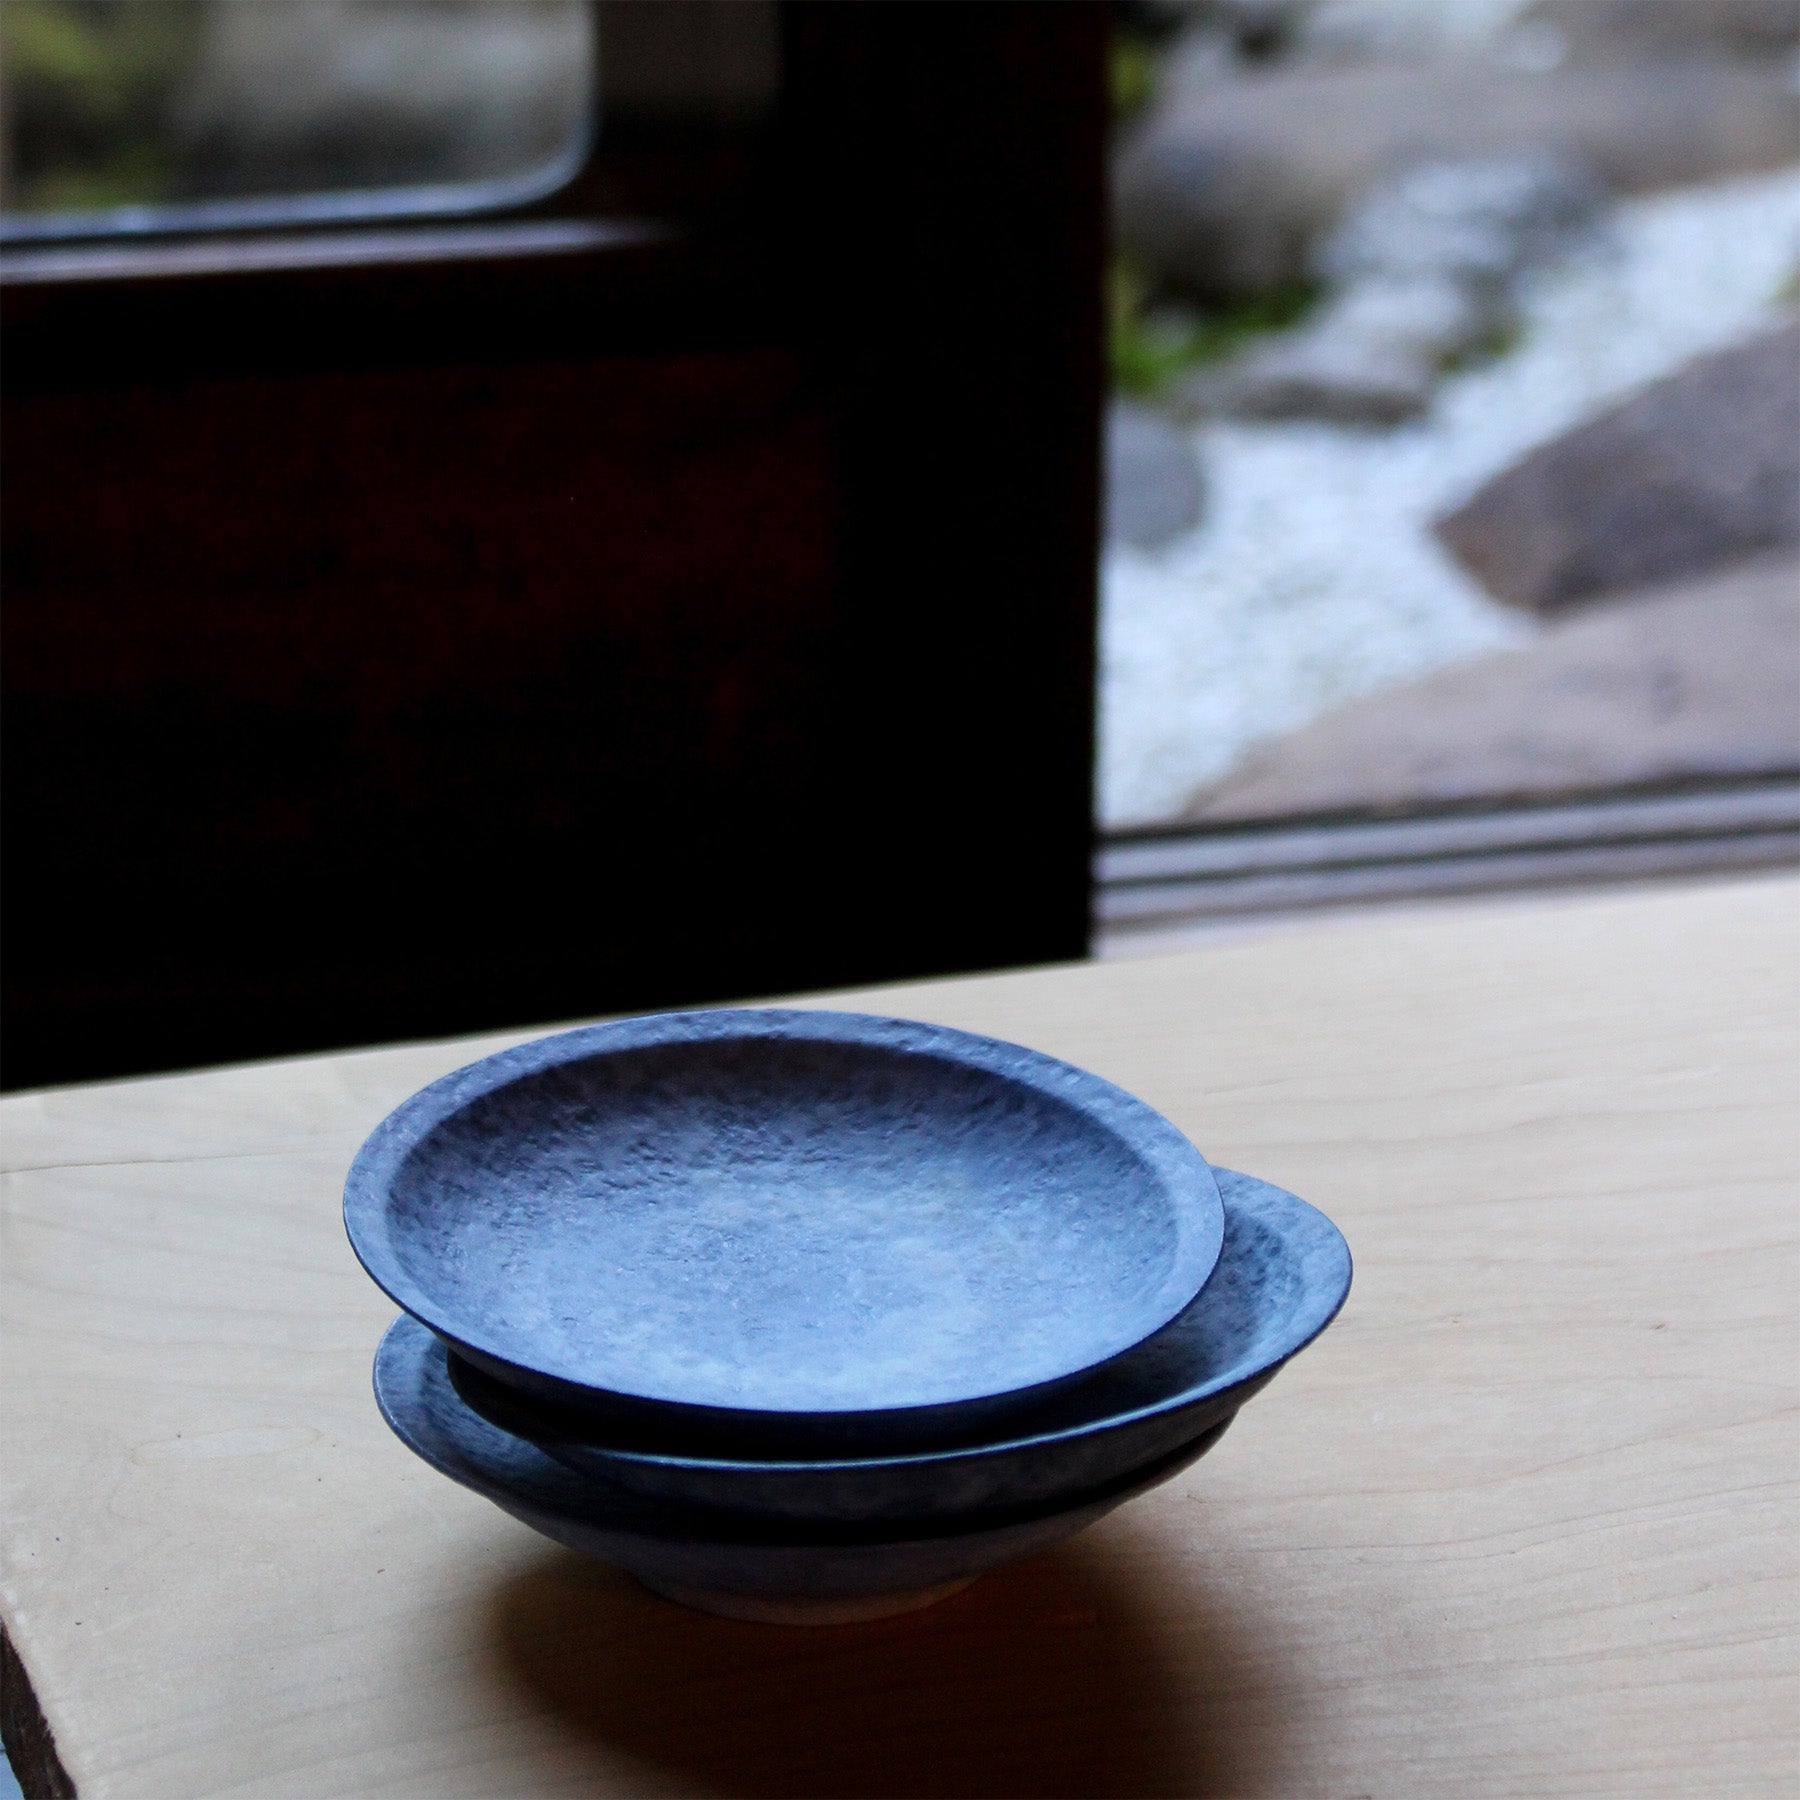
346, 1010, 1350, 1623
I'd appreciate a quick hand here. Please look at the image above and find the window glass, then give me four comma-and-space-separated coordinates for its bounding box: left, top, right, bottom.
1098, 1, 1800, 941
1, 0, 594, 233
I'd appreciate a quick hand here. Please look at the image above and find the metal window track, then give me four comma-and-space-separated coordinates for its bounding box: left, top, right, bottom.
1096, 781, 1800, 928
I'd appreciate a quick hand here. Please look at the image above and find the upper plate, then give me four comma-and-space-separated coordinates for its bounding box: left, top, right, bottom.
345, 1009, 1224, 1441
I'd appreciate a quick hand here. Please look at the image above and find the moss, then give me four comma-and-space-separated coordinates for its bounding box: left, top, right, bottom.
1111, 261, 1320, 397
1438, 310, 1524, 377
1110, 37, 1159, 122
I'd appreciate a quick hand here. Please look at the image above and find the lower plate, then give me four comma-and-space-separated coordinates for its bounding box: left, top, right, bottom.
375, 1317, 1231, 1607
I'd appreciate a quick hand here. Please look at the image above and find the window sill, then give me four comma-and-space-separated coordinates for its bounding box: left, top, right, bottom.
0, 218, 670, 288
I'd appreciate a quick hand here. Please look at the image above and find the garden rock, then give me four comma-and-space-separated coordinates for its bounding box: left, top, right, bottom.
1435, 322, 1800, 612
1106, 403, 1206, 551
1182, 554, 1800, 821
1518, 1, 1800, 67
1188, 151, 1600, 423
1182, 312, 1440, 423
1294, 0, 1540, 65
1115, 58, 1800, 304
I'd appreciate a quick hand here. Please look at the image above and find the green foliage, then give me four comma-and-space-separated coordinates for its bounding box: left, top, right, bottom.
1, 0, 205, 212
1110, 261, 1319, 397
1109, 37, 1157, 122
1448, 313, 1522, 373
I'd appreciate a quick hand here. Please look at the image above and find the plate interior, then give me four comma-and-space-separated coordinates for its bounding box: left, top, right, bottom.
353, 1014, 1222, 1415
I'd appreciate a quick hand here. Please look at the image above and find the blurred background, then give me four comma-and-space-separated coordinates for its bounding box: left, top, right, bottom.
1, 1, 1796, 1093
2, 2, 1106, 1092
1095, 0, 1800, 947
1, 0, 596, 214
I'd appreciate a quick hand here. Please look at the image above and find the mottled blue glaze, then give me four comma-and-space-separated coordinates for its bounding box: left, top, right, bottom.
346, 1010, 1224, 1450
441, 1170, 1351, 1523
374, 1315, 1231, 1603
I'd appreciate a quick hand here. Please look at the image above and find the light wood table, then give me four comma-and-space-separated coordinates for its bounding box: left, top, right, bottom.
3, 877, 1796, 1798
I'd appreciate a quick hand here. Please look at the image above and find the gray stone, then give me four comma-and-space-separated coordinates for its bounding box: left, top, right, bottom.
1435, 323, 1800, 613
1117, 121, 1321, 304
1519, 0, 1800, 66
1294, 0, 1800, 70
1182, 554, 1800, 821
1210, 0, 1308, 57
1106, 402, 1206, 549
1295, 0, 1540, 65
1185, 316, 1439, 423
1115, 58, 1799, 303
1189, 151, 1596, 424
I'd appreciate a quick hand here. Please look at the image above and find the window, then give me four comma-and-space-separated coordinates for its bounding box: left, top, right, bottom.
2, 5, 1104, 1090
1097, 3, 1800, 950
1, 1, 595, 238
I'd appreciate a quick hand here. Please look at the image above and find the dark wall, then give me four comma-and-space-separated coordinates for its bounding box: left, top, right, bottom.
2, 2, 1107, 1090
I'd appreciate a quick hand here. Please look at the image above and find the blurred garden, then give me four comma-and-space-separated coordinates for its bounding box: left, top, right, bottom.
1100, 0, 1799, 831
4, 1, 1795, 842
0, 0, 588, 215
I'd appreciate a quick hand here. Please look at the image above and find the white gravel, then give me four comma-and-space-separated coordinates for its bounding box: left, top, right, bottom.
1098, 166, 1800, 831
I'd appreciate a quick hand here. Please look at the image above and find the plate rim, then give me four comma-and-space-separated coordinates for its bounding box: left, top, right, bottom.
374, 1310, 1239, 1550
344, 1007, 1226, 1421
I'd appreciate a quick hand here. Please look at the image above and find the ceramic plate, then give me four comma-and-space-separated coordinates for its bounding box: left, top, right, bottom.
346, 1010, 1224, 1450
449, 1170, 1350, 1521
373, 1314, 1231, 1610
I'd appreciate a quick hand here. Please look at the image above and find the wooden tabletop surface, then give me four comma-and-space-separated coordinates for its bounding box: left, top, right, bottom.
3, 876, 1796, 1798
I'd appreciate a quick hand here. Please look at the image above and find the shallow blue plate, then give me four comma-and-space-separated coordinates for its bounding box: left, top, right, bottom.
374, 1315, 1231, 1616
447, 1170, 1348, 1521
347, 1010, 1225, 1452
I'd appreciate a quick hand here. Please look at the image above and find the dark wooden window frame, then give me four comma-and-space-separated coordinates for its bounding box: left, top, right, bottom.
2, 2, 1108, 1091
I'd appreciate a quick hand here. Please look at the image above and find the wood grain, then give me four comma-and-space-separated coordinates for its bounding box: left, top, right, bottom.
3, 876, 1796, 1796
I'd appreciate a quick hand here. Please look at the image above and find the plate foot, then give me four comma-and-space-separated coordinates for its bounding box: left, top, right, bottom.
636, 1574, 977, 1625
